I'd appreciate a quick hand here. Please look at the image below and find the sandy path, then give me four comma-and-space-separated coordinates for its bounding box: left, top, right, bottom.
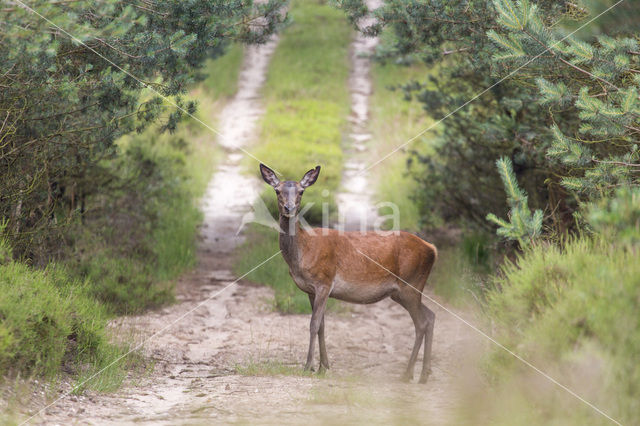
336, 0, 382, 231
32, 5, 482, 424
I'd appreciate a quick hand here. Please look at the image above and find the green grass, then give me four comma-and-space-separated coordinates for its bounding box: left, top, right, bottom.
235, 0, 352, 313
251, 0, 352, 222
65, 106, 220, 314
202, 44, 244, 99
63, 46, 240, 314
234, 359, 314, 377
234, 225, 299, 311
426, 232, 495, 306
369, 46, 436, 232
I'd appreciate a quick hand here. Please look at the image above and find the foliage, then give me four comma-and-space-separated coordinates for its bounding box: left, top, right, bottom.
369, 50, 432, 232
61, 89, 221, 314
339, 0, 640, 236
0, 21, 239, 391
487, 157, 543, 247
0, 219, 12, 264
339, 0, 564, 230
586, 186, 640, 246
0, 0, 286, 260
0, 255, 127, 389
1, 37, 234, 315
337, 4, 640, 422
429, 235, 494, 307
489, 0, 640, 198
253, 0, 352, 224
483, 202, 640, 423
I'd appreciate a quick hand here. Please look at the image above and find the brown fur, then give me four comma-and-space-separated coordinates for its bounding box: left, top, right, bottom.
260, 164, 437, 382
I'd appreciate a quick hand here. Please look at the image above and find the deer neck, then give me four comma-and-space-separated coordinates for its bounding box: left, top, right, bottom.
279, 215, 303, 266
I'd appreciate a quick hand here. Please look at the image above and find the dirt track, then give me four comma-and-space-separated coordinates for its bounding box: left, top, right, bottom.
34, 7, 482, 425
39, 268, 480, 424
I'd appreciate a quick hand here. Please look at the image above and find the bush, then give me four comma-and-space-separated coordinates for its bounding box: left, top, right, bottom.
481, 190, 640, 424
62, 70, 222, 314
0, 258, 125, 387
586, 187, 640, 246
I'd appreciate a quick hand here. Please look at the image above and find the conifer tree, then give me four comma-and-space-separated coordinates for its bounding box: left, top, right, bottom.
488, 0, 640, 197
0, 0, 286, 256
486, 157, 543, 246
339, 0, 640, 235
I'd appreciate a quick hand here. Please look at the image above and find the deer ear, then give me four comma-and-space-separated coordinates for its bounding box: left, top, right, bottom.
260, 164, 280, 187
300, 166, 321, 188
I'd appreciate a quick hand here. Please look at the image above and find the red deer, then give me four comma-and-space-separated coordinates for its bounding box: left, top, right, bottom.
259, 164, 438, 383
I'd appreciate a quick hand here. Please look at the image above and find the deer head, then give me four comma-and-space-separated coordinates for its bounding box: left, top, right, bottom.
260, 164, 320, 218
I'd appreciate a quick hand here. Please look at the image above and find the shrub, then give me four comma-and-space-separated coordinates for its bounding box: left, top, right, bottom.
483, 189, 640, 423
0, 257, 125, 386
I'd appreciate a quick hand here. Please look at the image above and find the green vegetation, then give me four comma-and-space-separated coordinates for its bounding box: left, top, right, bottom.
0, 253, 127, 390
235, 0, 353, 314
369, 52, 433, 232
342, 0, 640, 234
489, 0, 640, 197
486, 157, 543, 248
429, 235, 494, 307
3, 0, 640, 421
0, 39, 243, 388
0, 0, 278, 391
339, 1, 640, 423
253, 0, 352, 222
64, 108, 220, 313
202, 44, 245, 99
478, 189, 640, 424
235, 359, 314, 377
64, 48, 241, 314
1, 0, 285, 260
234, 224, 301, 312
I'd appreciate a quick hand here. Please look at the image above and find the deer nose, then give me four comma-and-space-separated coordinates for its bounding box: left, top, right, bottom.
284, 205, 295, 214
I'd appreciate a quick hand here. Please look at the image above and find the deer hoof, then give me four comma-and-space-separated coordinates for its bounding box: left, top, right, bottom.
401, 372, 413, 383
418, 371, 431, 384
303, 364, 315, 372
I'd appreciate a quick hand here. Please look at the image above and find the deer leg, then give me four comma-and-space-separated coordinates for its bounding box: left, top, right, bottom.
318, 314, 329, 372
392, 290, 428, 382
419, 305, 435, 384
305, 288, 329, 372
307, 294, 330, 372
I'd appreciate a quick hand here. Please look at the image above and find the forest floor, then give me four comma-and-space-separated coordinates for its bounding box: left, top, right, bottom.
31, 10, 483, 425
